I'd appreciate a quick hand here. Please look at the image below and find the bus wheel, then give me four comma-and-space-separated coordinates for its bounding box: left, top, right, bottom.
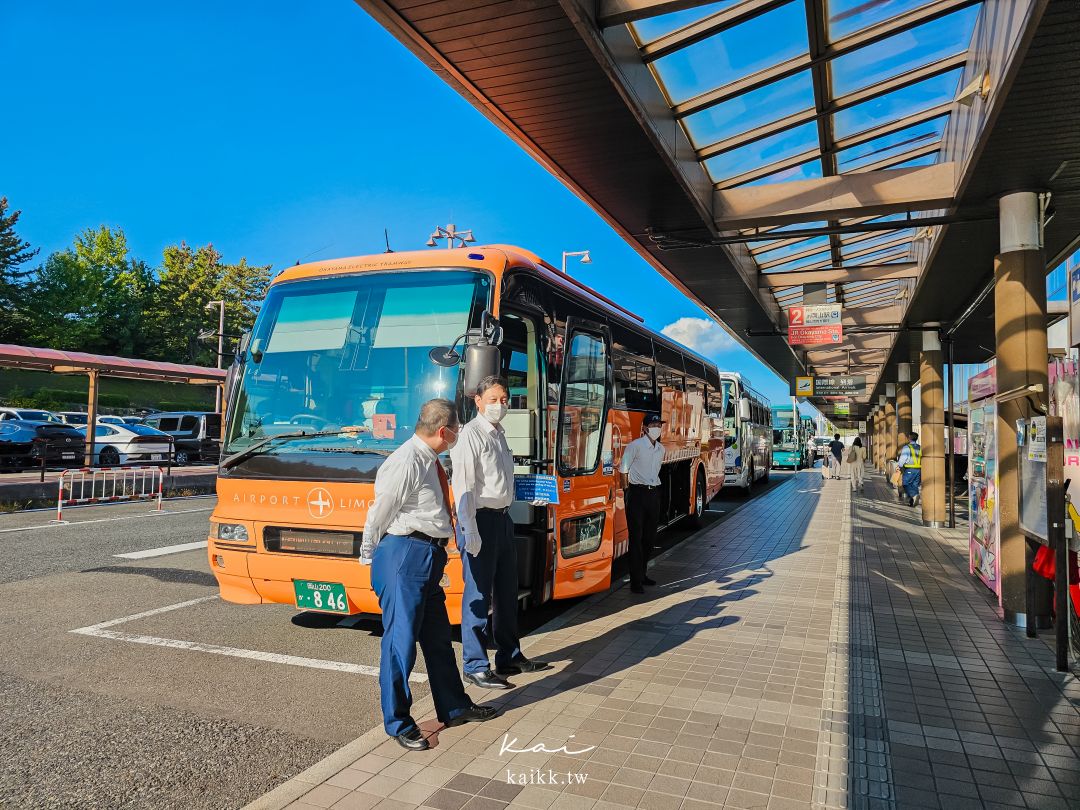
686, 473, 706, 528
742, 466, 754, 497
762, 465, 770, 483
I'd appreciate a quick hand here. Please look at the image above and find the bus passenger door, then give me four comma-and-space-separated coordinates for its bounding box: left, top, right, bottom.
552, 319, 614, 598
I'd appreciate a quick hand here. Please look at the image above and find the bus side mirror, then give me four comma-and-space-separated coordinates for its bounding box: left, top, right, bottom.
738, 398, 752, 421
463, 342, 501, 397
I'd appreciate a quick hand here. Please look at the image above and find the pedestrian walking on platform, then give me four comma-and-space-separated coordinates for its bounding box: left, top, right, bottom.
828, 434, 845, 479
360, 398, 499, 751
620, 412, 666, 594
897, 431, 923, 507
452, 376, 550, 691
847, 436, 866, 493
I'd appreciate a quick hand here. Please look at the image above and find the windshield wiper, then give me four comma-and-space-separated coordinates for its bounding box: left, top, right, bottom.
299, 446, 392, 456
219, 430, 352, 470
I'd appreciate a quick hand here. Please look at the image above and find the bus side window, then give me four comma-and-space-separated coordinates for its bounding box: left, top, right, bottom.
499, 313, 534, 410
557, 330, 609, 475
612, 348, 655, 410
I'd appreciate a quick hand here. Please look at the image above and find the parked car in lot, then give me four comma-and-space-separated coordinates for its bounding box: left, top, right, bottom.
58, 411, 89, 425
77, 423, 173, 467
98, 415, 145, 426
0, 420, 85, 470
0, 407, 63, 423
141, 411, 221, 465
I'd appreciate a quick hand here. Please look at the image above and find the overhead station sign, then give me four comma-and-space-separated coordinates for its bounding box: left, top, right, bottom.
788, 304, 842, 345
791, 375, 866, 397
834, 402, 850, 416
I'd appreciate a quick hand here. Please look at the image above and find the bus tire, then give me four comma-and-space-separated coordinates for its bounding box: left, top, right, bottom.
742, 466, 753, 497
686, 471, 706, 528
762, 465, 770, 483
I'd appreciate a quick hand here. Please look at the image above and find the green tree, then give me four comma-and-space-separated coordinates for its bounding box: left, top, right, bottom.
0, 196, 40, 342
26, 226, 152, 354
144, 242, 270, 364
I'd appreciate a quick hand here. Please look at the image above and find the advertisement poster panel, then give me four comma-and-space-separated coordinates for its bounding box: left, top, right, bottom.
968, 367, 999, 599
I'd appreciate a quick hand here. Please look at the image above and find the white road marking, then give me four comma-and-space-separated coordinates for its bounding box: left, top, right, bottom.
0, 506, 213, 535
70, 596, 421, 682
114, 541, 208, 559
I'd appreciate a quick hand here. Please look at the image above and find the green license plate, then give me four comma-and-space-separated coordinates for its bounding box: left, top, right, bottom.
293, 579, 349, 613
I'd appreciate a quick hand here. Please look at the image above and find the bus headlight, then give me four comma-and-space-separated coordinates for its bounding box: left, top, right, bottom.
212, 522, 250, 542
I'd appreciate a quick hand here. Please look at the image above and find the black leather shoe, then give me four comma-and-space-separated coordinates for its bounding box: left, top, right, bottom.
643, 577, 657, 586
395, 727, 430, 750
630, 584, 645, 594
496, 657, 552, 675
464, 670, 514, 690
445, 703, 501, 726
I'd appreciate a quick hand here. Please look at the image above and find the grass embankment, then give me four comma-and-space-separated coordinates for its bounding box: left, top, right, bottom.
0, 369, 215, 412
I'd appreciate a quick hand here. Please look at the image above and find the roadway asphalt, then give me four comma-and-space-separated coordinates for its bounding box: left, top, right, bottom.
0, 472, 791, 809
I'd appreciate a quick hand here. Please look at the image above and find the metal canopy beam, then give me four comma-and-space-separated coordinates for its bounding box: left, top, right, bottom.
714, 162, 956, 229
760, 263, 918, 288
673, 3, 975, 119
843, 305, 903, 326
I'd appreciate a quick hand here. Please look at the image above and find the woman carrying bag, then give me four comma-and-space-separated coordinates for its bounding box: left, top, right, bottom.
847, 437, 867, 493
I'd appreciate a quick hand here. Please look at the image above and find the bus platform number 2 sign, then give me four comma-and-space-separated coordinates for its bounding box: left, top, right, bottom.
788, 305, 842, 345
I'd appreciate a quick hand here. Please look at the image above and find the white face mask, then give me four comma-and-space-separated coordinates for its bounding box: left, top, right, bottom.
482, 403, 508, 424
443, 428, 459, 451
647, 426, 662, 440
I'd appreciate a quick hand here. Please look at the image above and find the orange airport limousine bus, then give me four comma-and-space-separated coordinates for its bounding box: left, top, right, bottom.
208, 245, 733, 621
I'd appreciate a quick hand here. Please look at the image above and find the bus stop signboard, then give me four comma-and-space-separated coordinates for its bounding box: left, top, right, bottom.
788, 304, 842, 345
790, 375, 866, 397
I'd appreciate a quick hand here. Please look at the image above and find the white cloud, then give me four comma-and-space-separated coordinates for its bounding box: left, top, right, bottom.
661, 317, 736, 357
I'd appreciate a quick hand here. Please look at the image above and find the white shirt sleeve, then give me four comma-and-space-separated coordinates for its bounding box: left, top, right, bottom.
619, 441, 637, 475
450, 429, 482, 542
361, 454, 414, 558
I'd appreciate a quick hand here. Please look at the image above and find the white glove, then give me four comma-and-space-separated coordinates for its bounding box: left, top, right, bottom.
463, 531, 483, 557
530, 499, 548, 507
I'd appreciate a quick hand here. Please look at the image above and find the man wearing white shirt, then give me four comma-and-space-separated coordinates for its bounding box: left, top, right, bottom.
620, 412, 667, 594
360, 398, 498, 750
452, 376, 550, 689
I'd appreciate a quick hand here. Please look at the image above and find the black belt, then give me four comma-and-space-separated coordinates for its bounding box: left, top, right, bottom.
629, 483, 660, 490
477, 506, 511, 514
408, 531, 449, 547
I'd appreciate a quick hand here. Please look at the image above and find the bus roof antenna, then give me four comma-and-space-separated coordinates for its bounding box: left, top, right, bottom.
384, 228, 394, 253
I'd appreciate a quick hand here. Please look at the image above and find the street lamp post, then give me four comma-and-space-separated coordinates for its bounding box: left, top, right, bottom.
561, 250, 592, 274
426, 224, 476, 249
205, 300, 225, 413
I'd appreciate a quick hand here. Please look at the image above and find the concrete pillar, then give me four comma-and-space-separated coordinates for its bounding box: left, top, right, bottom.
897, 363, 913, 437
877, 396, 887, 470
920, 329, 946, 527
995, 191, 1049, 624
885, 384, 897, 465
84, 370, 100, 468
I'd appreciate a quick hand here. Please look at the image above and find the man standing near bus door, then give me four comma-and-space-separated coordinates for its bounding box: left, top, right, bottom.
452, 376, 551, 690
620, 412, 666, 594
360, 398, 499, 750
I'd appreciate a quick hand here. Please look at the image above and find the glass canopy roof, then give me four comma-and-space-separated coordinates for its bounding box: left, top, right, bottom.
628, 0, 983, 388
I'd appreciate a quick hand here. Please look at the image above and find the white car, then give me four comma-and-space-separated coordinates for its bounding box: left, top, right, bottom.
58, 411, 90, 425
77, 423, 173, 467
99, 415, 144, 426
0, 407, 63, 423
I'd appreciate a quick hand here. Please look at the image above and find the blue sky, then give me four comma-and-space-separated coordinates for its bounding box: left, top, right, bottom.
1, 0, 814, 408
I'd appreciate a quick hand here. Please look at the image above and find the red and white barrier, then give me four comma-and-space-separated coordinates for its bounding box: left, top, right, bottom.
55, 466, 164, 523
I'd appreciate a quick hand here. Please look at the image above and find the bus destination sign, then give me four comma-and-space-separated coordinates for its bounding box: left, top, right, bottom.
787, 304, 842, 345
790, 375, 866, 396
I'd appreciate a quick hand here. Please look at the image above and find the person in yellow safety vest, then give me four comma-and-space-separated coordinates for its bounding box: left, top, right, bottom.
897, 431, 922, 507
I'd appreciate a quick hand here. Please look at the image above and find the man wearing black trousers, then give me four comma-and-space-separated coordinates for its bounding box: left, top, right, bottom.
619, 412, 666, 594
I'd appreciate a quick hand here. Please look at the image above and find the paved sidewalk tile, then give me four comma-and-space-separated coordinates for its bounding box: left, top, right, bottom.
249, 467, 1080, 810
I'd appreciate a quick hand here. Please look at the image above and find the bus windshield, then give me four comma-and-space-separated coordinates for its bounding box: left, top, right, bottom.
772, 428, 795, 448
223, 269, 490, 456
720, 379, 737, 430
